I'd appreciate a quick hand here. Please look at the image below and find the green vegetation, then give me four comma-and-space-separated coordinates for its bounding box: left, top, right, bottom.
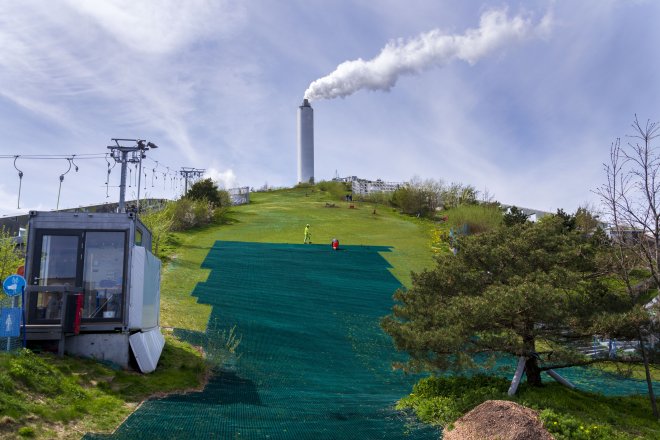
440, 203, 503, 234
0, 335, 207, 439
140, 178, 232, 260
382, 215, 614, 385
503, 205, 530, 226
389, 178, 478, 217
183, 178, 231, 209
398, 375, 660, 439
593, 361, 660, 382
0, 226, 23, 280
315, 179, 351, 199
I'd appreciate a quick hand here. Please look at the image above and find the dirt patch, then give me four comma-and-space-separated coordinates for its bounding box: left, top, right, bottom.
443, 400, 554, 440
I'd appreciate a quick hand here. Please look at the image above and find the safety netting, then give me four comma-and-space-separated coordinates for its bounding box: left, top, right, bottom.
84, 241, 659, 439
85, 241, 440, 439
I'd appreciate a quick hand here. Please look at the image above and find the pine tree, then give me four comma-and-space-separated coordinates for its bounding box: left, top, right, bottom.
381, 216, 615, 386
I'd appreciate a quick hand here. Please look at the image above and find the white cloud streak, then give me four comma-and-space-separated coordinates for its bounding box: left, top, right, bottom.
0, 1, 246, 163
304, 8, 551, 101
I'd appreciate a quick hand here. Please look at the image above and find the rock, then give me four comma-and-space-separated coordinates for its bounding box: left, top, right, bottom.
443, 400, 554, 440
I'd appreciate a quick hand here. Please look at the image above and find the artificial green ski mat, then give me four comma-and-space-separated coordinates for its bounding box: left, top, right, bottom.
85, 241, 439, 439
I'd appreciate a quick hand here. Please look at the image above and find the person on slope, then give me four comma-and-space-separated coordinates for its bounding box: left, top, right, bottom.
304, 224, 312, 244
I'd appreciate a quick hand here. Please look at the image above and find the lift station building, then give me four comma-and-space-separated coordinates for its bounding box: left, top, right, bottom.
23, 211, 164, 373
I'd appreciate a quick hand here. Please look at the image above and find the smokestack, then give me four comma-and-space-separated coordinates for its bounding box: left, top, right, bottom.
297, 98, 314, 184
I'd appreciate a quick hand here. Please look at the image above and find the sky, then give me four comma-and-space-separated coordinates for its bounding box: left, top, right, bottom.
0, 0, 659, 217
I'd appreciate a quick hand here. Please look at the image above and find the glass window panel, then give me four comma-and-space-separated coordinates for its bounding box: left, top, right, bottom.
82, 232, 125, 320
35, 291, 64, 320
39, 235, 79, 286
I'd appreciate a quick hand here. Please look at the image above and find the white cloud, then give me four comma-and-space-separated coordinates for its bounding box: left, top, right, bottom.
63, 0, 244, 54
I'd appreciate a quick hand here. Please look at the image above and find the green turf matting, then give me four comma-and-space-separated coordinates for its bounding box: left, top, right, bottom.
86, 241, 439, 439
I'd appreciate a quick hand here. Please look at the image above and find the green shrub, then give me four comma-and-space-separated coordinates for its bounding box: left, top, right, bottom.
163, 198, 214, 231
540, 409, 628, 440
362, 191, 393, 207
184, 178, 230, 208
442, 204, 503, 234
440, 183, 478, 209
140, 208, 174, 258
0, 226, 23, 280
316, 180, 351, 199
396, 375, 509, 426
392, 185, 435, 217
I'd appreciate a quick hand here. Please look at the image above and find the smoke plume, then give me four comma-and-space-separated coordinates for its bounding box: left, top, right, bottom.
304, 9, 551, 101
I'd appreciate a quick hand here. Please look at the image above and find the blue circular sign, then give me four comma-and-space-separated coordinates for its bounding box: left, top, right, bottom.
3, 274, 26, 297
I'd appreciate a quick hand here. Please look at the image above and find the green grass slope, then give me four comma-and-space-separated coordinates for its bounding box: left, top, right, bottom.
160, 186, 436, 331
0, 336, 207, 439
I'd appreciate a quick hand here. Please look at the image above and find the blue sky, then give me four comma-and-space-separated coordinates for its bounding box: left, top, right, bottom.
0, 0, 658, 216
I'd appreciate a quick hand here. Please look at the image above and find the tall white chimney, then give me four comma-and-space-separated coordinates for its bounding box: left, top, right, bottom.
297, 99, 314, 184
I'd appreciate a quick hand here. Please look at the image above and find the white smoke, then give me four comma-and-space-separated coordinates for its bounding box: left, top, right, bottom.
204, 168, 237, 189
304, 9, 552, 101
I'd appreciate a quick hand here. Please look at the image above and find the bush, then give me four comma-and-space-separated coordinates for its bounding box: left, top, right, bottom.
362, 191, 393, 206
396, 375, 509, 426
0, 226, 23, 280
184, 178, 230, 208
316, 180, 351, 199
140, 208, 174, 258
163, 198, 214, 231
503, 206, 529, 226
442, 204, 503, 234
440, 183, 478, 209
539, 409, 627, 440
218, 189, 231, 208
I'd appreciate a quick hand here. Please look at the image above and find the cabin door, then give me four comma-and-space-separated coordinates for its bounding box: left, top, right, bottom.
28, 231, 84, 323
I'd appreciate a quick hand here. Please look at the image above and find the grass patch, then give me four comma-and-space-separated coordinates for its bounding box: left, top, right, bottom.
592, 361, 660, 382
399, 375, 660, 439
0, 335, 207, 439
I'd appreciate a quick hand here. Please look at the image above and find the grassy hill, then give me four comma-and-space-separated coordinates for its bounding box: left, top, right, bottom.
160, 185, 437, 331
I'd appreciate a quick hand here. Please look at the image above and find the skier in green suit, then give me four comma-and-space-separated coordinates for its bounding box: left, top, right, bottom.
304, 224, 311, 244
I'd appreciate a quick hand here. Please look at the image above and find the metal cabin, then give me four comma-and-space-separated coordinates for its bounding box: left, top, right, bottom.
23, 211, 164, 373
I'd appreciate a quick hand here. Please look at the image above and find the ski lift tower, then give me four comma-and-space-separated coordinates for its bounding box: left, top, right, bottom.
179, 167, 205, 195
108, 139, 158, 214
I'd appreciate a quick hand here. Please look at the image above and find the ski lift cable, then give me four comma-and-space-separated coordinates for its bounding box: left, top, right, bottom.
13, 156, 23, 209
152, 161, 158, 187
0, 153, 107, 160
56, 158, 73, 210
105, 153, 111, 198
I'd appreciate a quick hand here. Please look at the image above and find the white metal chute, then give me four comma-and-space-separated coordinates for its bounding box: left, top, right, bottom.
129, 327, 165, 373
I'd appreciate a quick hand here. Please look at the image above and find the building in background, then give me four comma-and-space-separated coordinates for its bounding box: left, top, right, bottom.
333, 176, 403, 196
